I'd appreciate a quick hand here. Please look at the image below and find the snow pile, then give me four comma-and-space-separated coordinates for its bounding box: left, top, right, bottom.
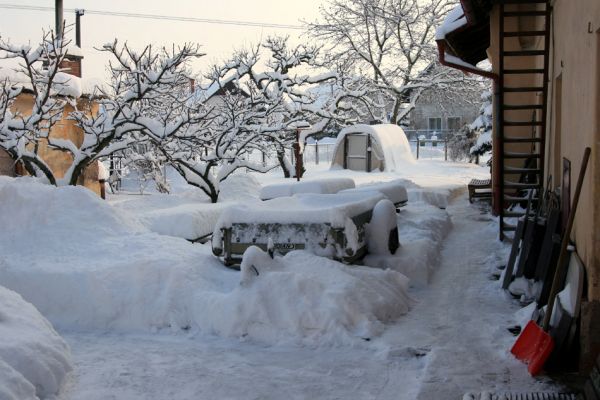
364, 200, 452, 286
341, 179, 408, 206
205, 247, 413, 344
260, 177, 355, 200
366, 199, 398, 256
0, 177, 411, 346
0, 285, 72, 400
0, 177, 143, 252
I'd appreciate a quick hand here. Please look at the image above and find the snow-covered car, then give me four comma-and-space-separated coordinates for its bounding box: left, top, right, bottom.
212, 191, 399, 267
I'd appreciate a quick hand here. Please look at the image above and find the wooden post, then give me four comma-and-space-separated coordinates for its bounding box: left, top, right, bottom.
343, 135, 348, 169
315, 140, 319, 165
444, 137, 448, 161
294, 129, 302, 181
366, 134, 372, 172
416, 138, 420, 159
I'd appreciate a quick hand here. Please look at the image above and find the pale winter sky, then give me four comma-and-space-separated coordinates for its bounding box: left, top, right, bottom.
0, 0, 326, 82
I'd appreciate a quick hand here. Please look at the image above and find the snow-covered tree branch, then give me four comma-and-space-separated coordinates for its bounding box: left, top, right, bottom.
0, 29, 73, 184
308, 0, 477, 124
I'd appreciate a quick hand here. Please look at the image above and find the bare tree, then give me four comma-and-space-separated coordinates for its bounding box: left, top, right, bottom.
308, 0, 470, 124
211, 36, 384, 178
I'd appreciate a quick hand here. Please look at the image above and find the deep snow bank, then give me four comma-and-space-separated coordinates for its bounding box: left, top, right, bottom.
0, 177, 413, 345
209, 247, 414, 344
0, 285, 72, 400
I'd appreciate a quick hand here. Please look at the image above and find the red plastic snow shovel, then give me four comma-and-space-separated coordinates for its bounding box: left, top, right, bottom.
510, 147, 591, 375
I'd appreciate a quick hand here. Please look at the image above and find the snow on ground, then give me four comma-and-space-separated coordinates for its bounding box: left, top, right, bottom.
58, 194, 561, 400
0, 158, 560, 400
0, 285, 72, 400
0, 176, 414, 346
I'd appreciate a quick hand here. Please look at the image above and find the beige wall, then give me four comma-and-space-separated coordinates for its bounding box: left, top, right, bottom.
489, 1, 600, 303
549, 0, 600, 301
9, 93, 102, 196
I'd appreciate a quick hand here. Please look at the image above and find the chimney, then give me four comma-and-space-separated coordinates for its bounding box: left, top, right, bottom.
59, 9, 85, 78
55, 0, 63, 39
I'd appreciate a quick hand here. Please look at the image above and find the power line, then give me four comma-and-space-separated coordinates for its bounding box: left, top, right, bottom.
0, 3, 304, 30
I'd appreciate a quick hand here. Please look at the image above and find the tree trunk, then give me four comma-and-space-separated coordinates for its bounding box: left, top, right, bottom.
277, 149, 291, 178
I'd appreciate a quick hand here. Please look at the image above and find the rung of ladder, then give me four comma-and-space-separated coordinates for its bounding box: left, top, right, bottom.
503, 120, 543, 126
503, 31, 547, 37
504, 181, 540, 189
504, 194, 539, 202
504, 152, 541, 158
503, 50, 546, 56
502, 68, 545, 74
504, 166, 541, 173
502, 223, 518, 232
500, 0, 547, 3
503, 137, 542, 143
504, 211, 528, 218
503, 11, 547, 17
503, 87, 544, 92
503, 104, 544, 110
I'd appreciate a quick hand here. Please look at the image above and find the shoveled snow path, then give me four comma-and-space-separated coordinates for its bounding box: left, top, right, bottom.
377, 195, 557, 399
59, 195, 557, 399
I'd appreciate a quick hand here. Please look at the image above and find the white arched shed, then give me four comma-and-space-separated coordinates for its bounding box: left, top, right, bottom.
331, 124, 415, 172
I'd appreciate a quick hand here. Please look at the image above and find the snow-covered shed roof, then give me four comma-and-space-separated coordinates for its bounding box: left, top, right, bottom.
332, 124, 415, 172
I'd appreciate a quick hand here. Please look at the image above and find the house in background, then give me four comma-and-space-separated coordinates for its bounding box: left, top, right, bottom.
0, 46, 103, 197
437, 0, 599, 371
404, 83, 481, 141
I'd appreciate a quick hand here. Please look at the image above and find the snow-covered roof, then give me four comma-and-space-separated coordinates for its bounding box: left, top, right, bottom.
65, 45, 84, 58
0, 68, 104, 98
194, 73, 250, 102
435, 5, 467, 40
333, 124, 416, 172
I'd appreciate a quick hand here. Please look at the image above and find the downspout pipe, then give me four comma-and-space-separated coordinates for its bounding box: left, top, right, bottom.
437, 40, 502, 215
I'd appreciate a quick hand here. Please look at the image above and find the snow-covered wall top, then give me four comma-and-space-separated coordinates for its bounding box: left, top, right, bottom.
332, 124, 416, 172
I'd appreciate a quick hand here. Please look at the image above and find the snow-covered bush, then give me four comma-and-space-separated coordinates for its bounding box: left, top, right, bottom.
447, 125, 477, 162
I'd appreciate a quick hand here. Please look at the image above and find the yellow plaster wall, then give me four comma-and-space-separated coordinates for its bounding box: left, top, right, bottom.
10, 93, 102, 197
550, 0, 600, 301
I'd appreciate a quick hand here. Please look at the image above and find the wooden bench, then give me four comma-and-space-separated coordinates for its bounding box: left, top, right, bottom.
468, 178, 492, 203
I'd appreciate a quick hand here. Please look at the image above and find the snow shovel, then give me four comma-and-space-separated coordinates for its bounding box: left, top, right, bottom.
510, 147, 591, 376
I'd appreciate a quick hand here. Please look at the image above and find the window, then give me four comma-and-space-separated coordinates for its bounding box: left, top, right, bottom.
428, 117, 442, 132
447, 117, 461, 131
